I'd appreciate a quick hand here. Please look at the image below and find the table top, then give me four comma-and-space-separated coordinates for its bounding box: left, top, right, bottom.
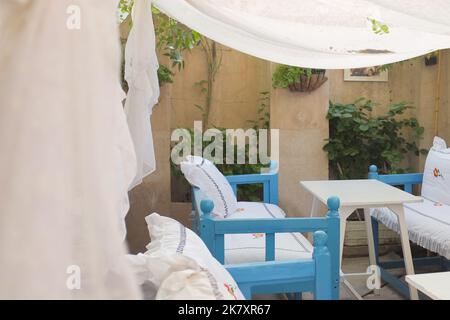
406, 272, 450, 300
300, 179, 422, 207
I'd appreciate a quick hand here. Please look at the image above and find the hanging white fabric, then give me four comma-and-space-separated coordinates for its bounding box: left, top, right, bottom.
124, 0, 160, 189
0, 0, 140, 299
153, 0, 450, 69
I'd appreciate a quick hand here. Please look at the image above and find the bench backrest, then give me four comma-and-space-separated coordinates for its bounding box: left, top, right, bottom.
368, 165, 423, 194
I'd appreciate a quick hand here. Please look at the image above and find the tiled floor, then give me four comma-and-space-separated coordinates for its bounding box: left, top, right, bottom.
337, 253, 405, 300
254, 253, 406, 300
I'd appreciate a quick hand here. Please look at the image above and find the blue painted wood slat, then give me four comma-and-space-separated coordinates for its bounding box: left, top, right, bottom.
265, 233, 275, 261
191, 161, 340, 299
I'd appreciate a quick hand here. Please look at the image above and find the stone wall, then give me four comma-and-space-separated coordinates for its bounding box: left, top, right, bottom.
270, 69, 330, 217
125, 41, 450, 253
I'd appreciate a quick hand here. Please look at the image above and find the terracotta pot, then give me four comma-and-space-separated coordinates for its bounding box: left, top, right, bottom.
288, 71, 328, 93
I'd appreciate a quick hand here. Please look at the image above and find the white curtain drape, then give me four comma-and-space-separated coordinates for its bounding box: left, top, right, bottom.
124, 0, 160, 189
153, 0, 450, 69
0, 0, 141, 299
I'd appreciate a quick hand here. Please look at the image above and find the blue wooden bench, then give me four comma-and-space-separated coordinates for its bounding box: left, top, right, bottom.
190, 162, 341, 299
368, 165, 450, 299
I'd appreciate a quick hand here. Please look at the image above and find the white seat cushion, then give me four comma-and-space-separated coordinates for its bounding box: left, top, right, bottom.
371, 198, 450, 259
224, 202, 313, 264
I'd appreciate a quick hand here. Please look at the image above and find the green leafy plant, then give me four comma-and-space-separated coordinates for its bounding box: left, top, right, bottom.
272, 65, 313, 89
247, 91, 270, 130
157, 65, 175, 86
323, 99, 426, 180
118, 0, 133, 22
193, 38, 223, 129
170, 127, 270, 202
272, 65, 327, 92
171, 94, 271, 202
153, 7, 201, 73
369, 18, 390, 35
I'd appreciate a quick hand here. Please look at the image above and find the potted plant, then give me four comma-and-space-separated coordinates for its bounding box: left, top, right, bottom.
324, 99, 427, 254
272, 65, 327, 92
425, 52, 438, 66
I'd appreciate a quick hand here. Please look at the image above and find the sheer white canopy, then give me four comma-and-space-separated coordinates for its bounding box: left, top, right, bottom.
127, 0, 450, 189
153, 0, 450, 69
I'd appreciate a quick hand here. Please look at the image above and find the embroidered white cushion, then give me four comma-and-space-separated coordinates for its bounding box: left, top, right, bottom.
422, 136, 450, 206
180, 155, 237, 218
130, 213, 244, 300
371, 199, 450, 259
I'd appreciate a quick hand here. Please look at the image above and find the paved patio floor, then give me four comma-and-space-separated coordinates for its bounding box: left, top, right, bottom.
254, 253, 407, 300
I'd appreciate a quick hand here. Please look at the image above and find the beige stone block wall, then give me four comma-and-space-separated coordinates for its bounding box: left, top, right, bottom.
437, 51, 450, 143
169, 44, 271, 130
270, 74, 330, 217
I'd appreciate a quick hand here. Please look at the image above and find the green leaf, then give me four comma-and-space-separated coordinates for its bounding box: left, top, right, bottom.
325, 99, 424, 179
359, 124, 370, 131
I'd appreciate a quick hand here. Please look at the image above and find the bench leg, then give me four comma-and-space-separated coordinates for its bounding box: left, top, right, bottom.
239, 285, 252, 300
387, 204, 419, 300
364, 209, 380, 295
371, 216, 380, 264
293, 292, 302, 300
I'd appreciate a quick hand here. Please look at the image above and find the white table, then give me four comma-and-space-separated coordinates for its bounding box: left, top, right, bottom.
300, 179, 423, 300
406, 272, 450, 300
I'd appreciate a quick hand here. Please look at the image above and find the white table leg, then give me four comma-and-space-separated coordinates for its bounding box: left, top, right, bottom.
339, 206, 363, 300
387, 204, 419, 300
364, 208, 380, 295
339, 207, 356, 267
310, 196, 319, 217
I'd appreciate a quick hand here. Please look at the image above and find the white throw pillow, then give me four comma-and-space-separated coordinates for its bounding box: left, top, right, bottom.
125, 253, 199, 300
422, 136, 450, 206
129, 213, 244, 300
180, 155, 237, 218
156, 262, 240, 300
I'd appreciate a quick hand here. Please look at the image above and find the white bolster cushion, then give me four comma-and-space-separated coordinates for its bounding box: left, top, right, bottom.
180, 155, 237, 218
422, 136, 450, 206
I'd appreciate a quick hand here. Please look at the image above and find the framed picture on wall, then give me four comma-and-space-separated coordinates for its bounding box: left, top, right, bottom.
344, 67, 388, 82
